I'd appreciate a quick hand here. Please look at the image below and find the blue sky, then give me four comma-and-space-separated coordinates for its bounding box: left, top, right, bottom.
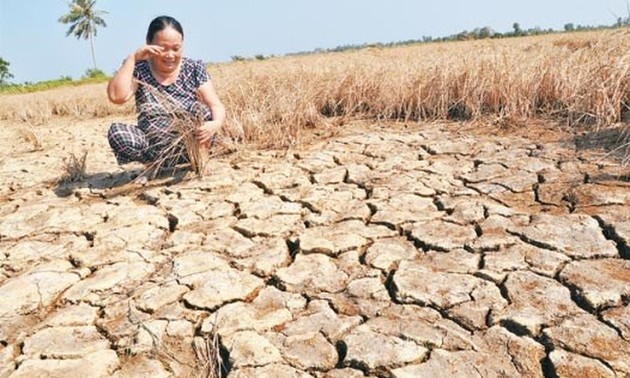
0, 0, 627, 83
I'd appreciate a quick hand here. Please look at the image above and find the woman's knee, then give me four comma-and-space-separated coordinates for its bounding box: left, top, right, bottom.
108, 123, 146, 150
107, 123, 152, 164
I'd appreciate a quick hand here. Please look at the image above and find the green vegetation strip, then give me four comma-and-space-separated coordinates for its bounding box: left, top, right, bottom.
0, 76, 109, 95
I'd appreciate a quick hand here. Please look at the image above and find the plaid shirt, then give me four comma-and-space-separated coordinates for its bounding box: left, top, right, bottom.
135, 57, 212, 126
108, 57, 213, 165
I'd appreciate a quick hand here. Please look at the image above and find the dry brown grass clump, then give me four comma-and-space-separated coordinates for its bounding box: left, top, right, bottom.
18, 127, 43, 151
57, 150, 88, 184
135, 81, 208, 179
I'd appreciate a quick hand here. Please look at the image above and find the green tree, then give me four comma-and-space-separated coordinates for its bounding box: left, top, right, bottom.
0, 57, 13, 85
58, 0, 107, 70
475, 26, 494, 39
512, 22, 523, 36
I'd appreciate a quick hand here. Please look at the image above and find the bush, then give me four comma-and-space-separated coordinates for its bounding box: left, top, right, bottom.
83, 68, 107, 79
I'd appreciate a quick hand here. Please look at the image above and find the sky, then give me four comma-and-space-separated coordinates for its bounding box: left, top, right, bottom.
0, 0, 628, 83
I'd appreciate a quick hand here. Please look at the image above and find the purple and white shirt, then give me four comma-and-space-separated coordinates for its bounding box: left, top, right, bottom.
133, 57, 213, 130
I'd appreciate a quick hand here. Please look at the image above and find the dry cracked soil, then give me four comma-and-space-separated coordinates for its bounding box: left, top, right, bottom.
0, 117, 629, 378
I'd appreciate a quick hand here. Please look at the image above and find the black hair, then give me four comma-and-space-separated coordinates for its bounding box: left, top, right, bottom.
146, 16, 184, 43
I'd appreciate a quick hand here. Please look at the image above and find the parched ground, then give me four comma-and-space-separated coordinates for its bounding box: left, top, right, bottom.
0, 116, 629, 378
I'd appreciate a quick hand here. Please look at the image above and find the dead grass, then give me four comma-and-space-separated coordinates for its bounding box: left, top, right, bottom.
133, 81, 208, 180
192, 332, 223, 378
2, 29, 630, 160
210, 30, 630, 149
18, 127, 43, 151
57, 151, 87, 184
0, 83, 132, 125
126, 80, 244, 181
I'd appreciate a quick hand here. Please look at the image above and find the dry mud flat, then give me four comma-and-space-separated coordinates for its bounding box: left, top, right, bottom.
0, 119, 629, 377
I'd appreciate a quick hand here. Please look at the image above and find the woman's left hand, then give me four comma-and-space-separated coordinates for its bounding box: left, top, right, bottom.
195, 121, 221, 148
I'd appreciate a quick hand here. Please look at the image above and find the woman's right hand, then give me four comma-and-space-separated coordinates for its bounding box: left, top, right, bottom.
134, 45, 164, 61
108, 47, 158, 104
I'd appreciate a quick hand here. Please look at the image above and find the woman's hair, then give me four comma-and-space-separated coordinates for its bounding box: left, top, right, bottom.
146, 16, 184, 43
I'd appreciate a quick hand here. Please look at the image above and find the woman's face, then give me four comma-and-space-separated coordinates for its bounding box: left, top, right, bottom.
150, 26, 183, 74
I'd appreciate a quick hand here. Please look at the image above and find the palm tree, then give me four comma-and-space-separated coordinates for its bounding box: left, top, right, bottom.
58, 0, 107, 70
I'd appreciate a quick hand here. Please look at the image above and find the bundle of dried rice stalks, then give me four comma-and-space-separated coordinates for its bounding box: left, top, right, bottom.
135, 80, 209, 181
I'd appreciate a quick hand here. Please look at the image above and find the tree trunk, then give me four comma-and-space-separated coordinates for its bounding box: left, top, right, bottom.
90, 33, 97, 70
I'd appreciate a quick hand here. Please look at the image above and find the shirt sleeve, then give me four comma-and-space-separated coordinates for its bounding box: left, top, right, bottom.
133, 60, 154, 86
133, 61, 143, 81
193, 59, 210, 88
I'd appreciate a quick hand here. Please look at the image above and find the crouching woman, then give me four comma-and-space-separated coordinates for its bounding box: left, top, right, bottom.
106, 15, 225, 171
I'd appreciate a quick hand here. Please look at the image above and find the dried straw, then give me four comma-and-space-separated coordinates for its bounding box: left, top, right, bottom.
135, 80, 208, 181
192, 315, 224, 378
57, 150, 88, 184
4, 30, 630, 153
18, 127, 44, 151
192, 333, 223, 378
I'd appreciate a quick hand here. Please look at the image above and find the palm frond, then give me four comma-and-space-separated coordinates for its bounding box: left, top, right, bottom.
58, 0, 107, 41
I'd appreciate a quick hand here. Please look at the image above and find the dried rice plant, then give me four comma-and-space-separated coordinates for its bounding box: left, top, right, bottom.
4, 29, 630, 150
208, 29, 630, 148
192, 332, 223, 378
135, 80, 208, 180
57, 150, 87, 184
0, 82, 132, 125
18, 127, 43, 151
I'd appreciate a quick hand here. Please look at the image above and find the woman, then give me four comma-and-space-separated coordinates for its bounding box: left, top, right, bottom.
107, 15, 225, 169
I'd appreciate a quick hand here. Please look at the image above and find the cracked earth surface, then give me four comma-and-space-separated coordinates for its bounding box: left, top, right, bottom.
0, 118, 629, 377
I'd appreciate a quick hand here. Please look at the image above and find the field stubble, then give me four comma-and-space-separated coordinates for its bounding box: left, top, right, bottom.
1, 30, 629, 154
